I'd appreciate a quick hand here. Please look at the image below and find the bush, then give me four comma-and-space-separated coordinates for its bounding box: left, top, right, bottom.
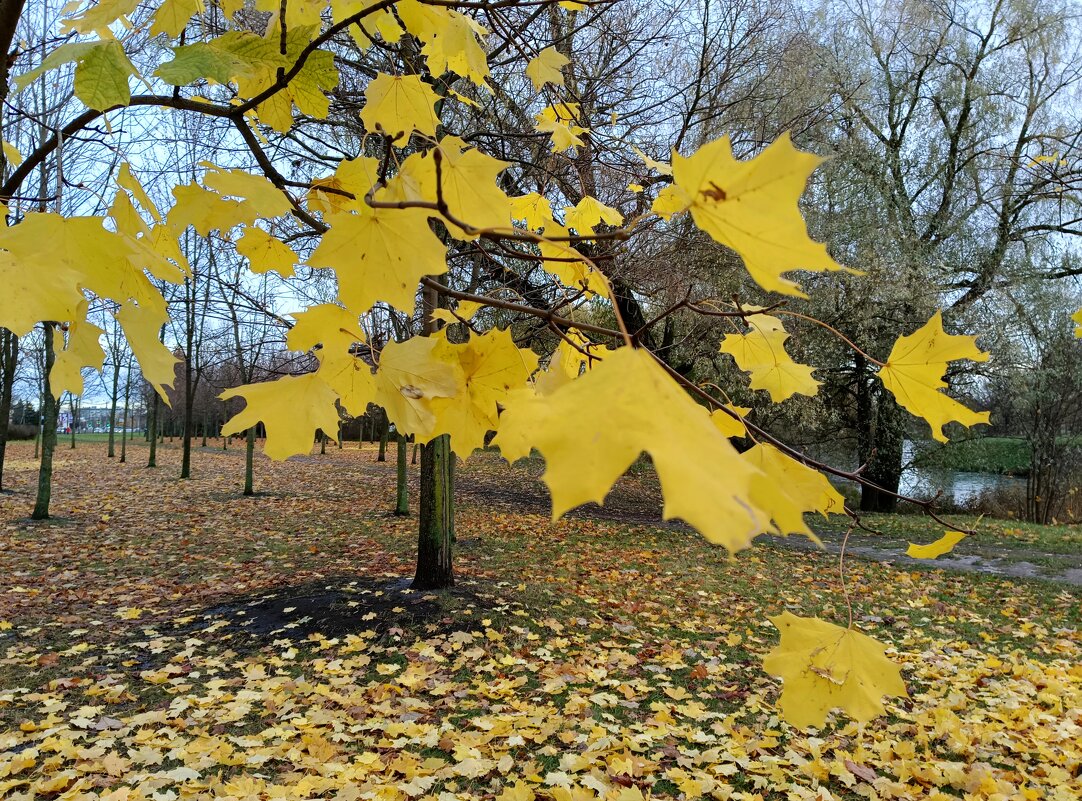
5, 423, 37, 440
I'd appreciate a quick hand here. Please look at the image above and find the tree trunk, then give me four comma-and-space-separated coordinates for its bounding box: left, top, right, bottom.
414, 434, 454, 589
147, 392, 159, 467
0, 327, 17, 492
107, 358, 120, 457
320, 432, 327, 454
119, 367, 130, 463
244, 427, 255, 496
378, 410, 389, 462
32, 324, 57, 520
181, 386, 194, 478
395, 432, 409, 516
201, 412, 208, 447
858, 381, 904, 513
69, 395, 78, 449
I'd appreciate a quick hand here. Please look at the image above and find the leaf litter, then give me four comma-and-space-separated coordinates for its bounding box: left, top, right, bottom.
0, 440, 1079, 800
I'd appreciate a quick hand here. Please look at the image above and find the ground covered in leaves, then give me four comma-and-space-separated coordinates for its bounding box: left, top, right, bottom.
1, 439, 1080, 800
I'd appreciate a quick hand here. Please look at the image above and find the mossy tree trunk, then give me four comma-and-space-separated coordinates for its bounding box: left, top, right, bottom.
395, 432, 409, 516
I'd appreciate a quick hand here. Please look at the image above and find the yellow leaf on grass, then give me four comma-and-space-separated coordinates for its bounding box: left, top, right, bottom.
426, 328, 539, 457
308, 207, 448, 314
878, 311, 990, 443
496, 347, 764, 553
221, 373, 341, 460
653, 133, 846, 296
763, 611, 907, 728
719, 314, 819, 402
359, 73, 440, 140
907, 530, 967, 560
235, 227, 297, 277
525, 47, 569, 91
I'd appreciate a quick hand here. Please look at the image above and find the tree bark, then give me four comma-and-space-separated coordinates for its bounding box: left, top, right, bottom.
0, 327, 17, 491
414, 434, 454, 589
395, 432, 409, 516
147, 392, 159, 467
857, 368, 904, 513
244, 427, 255, 496
119, 361, 131, 463
32, 323, 57, 520
107, 358, 120, 458
377, 410, 389, 462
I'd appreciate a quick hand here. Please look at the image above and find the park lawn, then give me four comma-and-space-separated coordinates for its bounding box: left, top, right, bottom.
0, 440, 1079, 801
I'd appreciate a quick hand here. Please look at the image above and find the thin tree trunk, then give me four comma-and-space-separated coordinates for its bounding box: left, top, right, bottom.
395, 432, 409, 515
320, 431, 327, 454
69, 395, 77, 449
32, 324, 57, 520
147, 392, 159, 468
244, 427, 254, 495
201, 411, 208, 447
119, 360, 131, 463
378, 410, 389, 462
107, 358, 120, 458
0, 327, 17, 491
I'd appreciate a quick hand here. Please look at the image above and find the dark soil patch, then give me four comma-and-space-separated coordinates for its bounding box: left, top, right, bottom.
175, 575, 498, 645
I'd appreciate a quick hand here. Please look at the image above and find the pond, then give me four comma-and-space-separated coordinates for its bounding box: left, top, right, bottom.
822, 440, 1028, 508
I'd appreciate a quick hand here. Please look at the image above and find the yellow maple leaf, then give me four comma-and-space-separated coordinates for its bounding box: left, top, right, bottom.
168, 183, 251, 235
719, 314, 819, 402
744, 444, 843, 539
202, 164, 293, 218
151, 0, 205, 38
221, 373, 341, 460
763, 611, 907, 728
535, 113, 587, 153
878, 311, 990, 443
397, 0, 490, 88
114, 301, 179, 400
51, 312, 105, 400
3, 141, 23, 168
425, 328, 539, 457
631, 145, 672, 176
397, 138, 512, 239
497, 780, 536, 801
653, 133, 846, 296
375, 337, 462, 436
564, 196, 623, 234
496, 347, 765, 553
117, 163, 162, 222
235, 227, 297, 277
308, 156, 380, 215
525, 47, 569, 91
709, 405, 749, 438
308, 207, 447, 314
287, 305, 374, 415
532, 332, 610, 396
906, 530, 967, 559
1072, 308, 1081, 338
332, 0, 403, 48
509, 193, 555, 230
537, 225, 610, 297
359, 73, 441, 141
